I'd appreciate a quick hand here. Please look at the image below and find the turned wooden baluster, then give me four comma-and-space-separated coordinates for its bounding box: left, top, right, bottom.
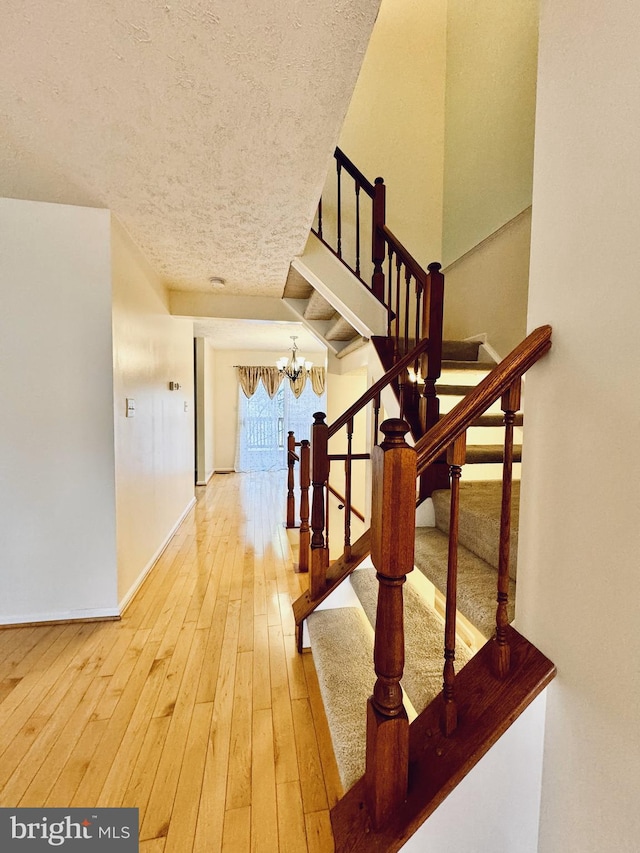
372, 177, 386, 303
355, 183, 361, 278
404, 265, 411, 354
419, 262, 448, 499
386, 247, 394, 338
373, 392, 381, 445
493, 380, 522, 678
337, 159, 343, 259
442, 432, 466, 736
366, 419, 416, 829
298, 439, 310, 574
394, 254, 401, 357
310, 412, 329, 600
286, 431, 297, 529
344, 417, 354, 561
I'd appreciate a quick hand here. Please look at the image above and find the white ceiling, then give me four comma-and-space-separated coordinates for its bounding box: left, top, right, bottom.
193, 317, 326, 353
0, 0, 380, 296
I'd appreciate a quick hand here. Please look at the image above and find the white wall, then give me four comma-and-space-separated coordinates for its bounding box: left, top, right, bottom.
443, 208, 532, 358
0, 198, 118, 623
401, 692, 547, 853
337, 0, 447, 266
443, 0, 538, 266
516, 2, 640, 850
194, 337, 216, 486
204, 340, 216, 480
111, 218, 195, 607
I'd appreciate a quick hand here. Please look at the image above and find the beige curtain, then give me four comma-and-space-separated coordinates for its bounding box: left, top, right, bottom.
237, 366, 262, 398
289, 371, 307, 399
237, 366, 283, 398
310, 367, 326, 396
260, 367, 282, 399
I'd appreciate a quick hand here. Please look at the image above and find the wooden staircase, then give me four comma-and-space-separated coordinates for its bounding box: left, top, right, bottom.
284, 149, 555, 851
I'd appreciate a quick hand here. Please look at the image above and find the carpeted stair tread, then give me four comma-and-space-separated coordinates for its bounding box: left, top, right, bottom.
441, 359, 495, 371
442, 340, 481, 361
432, 481, 520, 579
440, 412, 524, 427
307, 607, 374, 791
465, 444, 522, 464
414, 527, 515, 638
350, 569, 473, 715
436, 383, 481, 396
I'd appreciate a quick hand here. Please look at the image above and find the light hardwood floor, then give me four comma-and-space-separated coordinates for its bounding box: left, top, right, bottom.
0, 472, 342, 851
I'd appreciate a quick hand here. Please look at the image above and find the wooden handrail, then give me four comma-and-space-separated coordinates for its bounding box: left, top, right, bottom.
415, 325, 552, 472
328, 337, 431, 438
334, 147, 376, 198
380, 223, 428, 287
327, 483, 366, 523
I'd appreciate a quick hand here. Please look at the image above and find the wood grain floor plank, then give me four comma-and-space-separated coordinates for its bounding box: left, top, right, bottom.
291, 698, 328, 814
222, 805, 251, 853
164, 700, 214, 852
251, 707, 278, 853
305, 810, 336, 853
226, 650, 253, 810
277, 780, 308, 853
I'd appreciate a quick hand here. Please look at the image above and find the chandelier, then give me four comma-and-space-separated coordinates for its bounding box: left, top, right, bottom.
276, 336, 313, 382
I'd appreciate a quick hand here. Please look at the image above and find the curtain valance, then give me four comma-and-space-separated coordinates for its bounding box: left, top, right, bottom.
236, 366, 326, 398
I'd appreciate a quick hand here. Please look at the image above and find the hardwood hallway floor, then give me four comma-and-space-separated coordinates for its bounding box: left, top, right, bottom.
0, 472, 342, 851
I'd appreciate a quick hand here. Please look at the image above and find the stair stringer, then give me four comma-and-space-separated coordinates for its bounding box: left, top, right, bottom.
290, 232, 388, 339
397, 690, 547, 853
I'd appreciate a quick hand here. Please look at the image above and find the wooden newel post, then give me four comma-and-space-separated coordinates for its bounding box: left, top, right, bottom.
493, 380, 521, 678
310, 412, 329, 600
366, 418, 416, 829
298, 440, 310, 574
372, 177, 386, 303
286, 431, 297, 529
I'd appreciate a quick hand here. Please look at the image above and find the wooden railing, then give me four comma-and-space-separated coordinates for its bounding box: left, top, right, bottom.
313, 147, 440, 359
286, 337, 434, 593
291, 326, 553, 841
361, 325, 552, 829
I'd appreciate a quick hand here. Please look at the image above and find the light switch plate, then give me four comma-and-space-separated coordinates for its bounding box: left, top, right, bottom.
126, 398, 136, 417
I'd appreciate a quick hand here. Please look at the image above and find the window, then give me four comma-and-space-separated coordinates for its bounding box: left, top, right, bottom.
236, 378, 326, 472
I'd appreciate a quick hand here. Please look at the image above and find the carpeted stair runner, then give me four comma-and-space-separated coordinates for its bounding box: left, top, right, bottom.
307, 570, 475, 792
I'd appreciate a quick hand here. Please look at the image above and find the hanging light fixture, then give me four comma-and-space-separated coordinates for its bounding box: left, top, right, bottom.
276, 336, 313, 381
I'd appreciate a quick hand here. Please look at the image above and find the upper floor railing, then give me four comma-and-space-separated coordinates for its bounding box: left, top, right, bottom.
312, 147, 439, 360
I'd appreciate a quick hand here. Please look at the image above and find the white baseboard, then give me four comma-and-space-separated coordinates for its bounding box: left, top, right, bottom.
214, 467, 235, 474
196, 468, 215, 487
118, 496, 197, 615
0, 607, 120, 627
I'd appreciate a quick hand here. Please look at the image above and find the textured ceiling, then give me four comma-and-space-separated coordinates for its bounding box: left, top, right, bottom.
0, 0, 380, 295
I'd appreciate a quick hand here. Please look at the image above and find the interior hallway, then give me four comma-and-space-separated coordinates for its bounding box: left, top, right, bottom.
0, 472, 341, 851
